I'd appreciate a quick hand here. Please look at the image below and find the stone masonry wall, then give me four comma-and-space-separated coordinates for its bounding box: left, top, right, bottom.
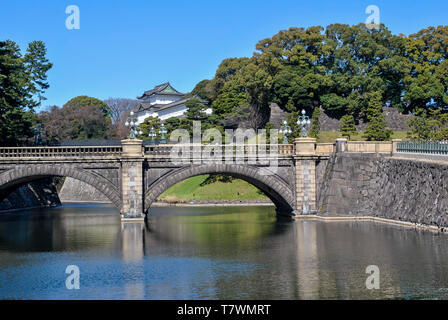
318, 107, 412, 132
58, 177, 110, 202
0, 177, 61, 211
318, 153, 448, 228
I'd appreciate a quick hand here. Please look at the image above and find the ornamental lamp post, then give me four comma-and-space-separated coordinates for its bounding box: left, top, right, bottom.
279, 120, 292, 144
297, 109, 311, 138
159, 123, 167, 144
148, 126, 156, 145
125, 111, 140, 139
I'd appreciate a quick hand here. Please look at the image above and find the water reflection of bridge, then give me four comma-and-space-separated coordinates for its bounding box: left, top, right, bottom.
2, 205, 446, 298
120, 213, 427, 299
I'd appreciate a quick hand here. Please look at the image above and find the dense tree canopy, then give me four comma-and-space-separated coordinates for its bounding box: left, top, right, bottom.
39, 96, 117, 142
65, 95, 111, 117
195, 23, 448, 141
138, 116, 162, 140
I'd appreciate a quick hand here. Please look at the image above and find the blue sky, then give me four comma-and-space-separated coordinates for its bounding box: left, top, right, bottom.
1, 0, 447, 110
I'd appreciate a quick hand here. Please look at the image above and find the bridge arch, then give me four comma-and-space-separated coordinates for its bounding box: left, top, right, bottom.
0, 164, 122, 210
145, 164, 295, 214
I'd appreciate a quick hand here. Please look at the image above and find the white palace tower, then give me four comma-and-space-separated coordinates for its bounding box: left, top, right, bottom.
134, 82, 211, 124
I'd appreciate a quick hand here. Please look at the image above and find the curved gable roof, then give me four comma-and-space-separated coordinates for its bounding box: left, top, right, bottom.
137, 82, 185, 100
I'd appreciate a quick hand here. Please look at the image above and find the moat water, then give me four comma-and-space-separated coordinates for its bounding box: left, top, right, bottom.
0, 203, 447, 300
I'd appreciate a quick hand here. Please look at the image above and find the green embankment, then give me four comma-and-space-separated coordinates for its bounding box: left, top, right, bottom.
157, 175, 268, 202
317, 131, 408, 143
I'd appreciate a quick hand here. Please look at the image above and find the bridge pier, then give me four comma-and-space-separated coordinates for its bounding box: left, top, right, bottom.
120, 139, 145, 220
293, 138, 317, 216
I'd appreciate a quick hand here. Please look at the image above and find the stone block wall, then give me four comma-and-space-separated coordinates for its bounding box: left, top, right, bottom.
318, 153, 448, 228
58, 177, 110, 202
295, 159, 317, 214
0, 177, 61, 211
121, 160, 144, 217
317, 106, 412, 132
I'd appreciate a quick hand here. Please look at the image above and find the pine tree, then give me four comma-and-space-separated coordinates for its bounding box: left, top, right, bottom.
0, 40, 52, 146
340, 115, 356, 140
309, 107, 322, 140
363, 91, 392, 141
138, 116, 161, 140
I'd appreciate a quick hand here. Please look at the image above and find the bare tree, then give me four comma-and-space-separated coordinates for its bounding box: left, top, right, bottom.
104, 98, 139, 139
104, 98, 139, 124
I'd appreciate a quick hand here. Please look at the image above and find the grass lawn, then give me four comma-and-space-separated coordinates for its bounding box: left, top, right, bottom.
157, 174, 268, 202
317, 131, 408, 143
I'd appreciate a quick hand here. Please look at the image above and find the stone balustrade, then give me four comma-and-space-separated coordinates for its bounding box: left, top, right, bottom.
0, 146, 122, 158
0, 140, 406, 160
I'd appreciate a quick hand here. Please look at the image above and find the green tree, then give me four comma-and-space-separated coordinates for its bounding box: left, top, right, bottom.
363, 91, 392, 141
190, 79, 213, 100
433, 128, 448, 141
407, 115, 432, 140
39, 104, 117, 142
403, 26, 448, 113
164, 117, 181, 139
407, 108, 448, 140
138, 116, 161, 140
340, 115, 356, 140
23, 41, 53, 107
64, 95, 111, 117
309, 107, 322, 140
185, 98, 209, 121
0, 40, 52, 146
285, 111, 300, 143
212, 81, 248, 117
189, 23, 448, 136
263, 122, 276, 144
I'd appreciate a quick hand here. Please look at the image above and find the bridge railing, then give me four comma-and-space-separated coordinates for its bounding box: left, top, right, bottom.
397, 141, 448, 155
143, 144, 295, 158
0, 146, 122, 158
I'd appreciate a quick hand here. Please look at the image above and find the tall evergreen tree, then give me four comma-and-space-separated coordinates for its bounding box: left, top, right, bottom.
340, 115, 357, 140
309, 107, 322, 140
363, 91, 392, 141
0, 40, 52, 146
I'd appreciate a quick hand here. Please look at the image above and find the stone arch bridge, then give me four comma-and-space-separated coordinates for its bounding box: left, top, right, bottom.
0, 138, 399, 220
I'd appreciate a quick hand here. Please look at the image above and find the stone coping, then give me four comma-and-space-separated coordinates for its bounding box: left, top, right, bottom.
294, 215, 448, 233
392, 153, 448, 164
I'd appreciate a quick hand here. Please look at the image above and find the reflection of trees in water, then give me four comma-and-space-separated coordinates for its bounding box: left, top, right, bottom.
142, 213, 448, 299
0, 205, 120, 253
2, 205, 448, 299
142, 208, 282, 255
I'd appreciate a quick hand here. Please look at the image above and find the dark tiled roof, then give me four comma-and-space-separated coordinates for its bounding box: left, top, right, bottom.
137, 82, 185, 100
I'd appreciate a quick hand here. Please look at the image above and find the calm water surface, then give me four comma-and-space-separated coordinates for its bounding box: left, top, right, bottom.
0, 204, 447, 300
